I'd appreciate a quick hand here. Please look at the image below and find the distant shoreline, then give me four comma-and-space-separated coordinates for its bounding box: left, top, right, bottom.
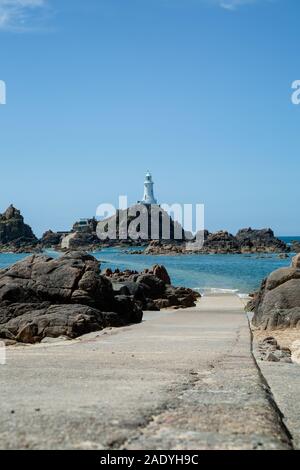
1, 205, 299, 256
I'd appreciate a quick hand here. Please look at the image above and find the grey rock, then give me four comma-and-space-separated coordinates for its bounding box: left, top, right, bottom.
0, 304, 106, 344
0, 205, 37, 244
151, 265, 171, 285
40, 230, 62, 248
236, 228, 288, 253
291, 241, 300, 253
136, 274, 166, 298
265, 267, 300, 291
203, 231, 240, 254
265, 351, 281, 362
291, 253, 300, 269
97, 204, 187, 243
258, 337, 292, 363
0, 205, 38, 252
0, 252, 143, 343
104, 265, 200, 310
252, 254, 300, 329
144, 227, 289, 255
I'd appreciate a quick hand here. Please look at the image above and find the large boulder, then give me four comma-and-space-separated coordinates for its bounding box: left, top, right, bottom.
291, 253, 300, 269
150, 265, 171, 285
136, 274, 166, 298
61, 232, 100, 250
40, 230, 62, 248
0, 303, 105, 344
0, 251, 143, 343
104, 265, 200, 310
291, 241, 300, 253
0, 251, 113, 309
251, 254, 300, 329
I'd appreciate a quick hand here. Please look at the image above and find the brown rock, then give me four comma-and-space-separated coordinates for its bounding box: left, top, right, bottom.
291, 253, 300, 269
0, 205, 37, 246
0, 252, 143, 343
252, 254, 300, 329
151, 265, 171, 285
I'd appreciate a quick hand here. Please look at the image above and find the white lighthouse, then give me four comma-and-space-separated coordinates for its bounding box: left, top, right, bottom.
139, 171, 158, 206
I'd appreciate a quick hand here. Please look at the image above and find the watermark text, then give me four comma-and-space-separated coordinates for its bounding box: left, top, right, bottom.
291, 80, 300, 105
0, 80, 6, 105
96, 196, 205, 251
0, 341, 6, 366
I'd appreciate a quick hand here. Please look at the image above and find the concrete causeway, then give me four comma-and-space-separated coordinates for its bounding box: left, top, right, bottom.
0, 295, 293, 450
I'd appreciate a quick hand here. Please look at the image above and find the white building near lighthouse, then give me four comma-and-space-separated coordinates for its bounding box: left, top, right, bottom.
138, 171, 158, 206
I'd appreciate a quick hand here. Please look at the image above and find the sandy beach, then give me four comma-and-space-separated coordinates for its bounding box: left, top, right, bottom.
254, 328, 300, 353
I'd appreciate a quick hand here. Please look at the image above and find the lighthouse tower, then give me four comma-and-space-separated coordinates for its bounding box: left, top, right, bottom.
140, 171, 158, 205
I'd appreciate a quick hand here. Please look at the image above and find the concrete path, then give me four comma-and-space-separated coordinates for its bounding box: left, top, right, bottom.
0, 295, 292, 450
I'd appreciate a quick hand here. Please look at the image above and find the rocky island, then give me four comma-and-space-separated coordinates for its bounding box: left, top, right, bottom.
0, 205, 38, 253
0, 204, 290, 255
142, 228, 288, 255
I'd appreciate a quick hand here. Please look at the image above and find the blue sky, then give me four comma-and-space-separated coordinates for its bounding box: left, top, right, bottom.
0, 0, 299, 236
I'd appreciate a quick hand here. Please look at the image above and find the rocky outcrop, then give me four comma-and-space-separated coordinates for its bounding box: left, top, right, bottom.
201, 231, 240, 254
0, 204, 287, 256
151, 264, 171, 285
249, 254, 300, 329
0, 205, 38, 252
235, 228, 287, 253
104, 265, 200, 311
0, 251, 142, 343
0, 253, 199, 343
61, 232, 100, 251
257, 337, 292, 363
291, 241, 300, 253
55, 205, 190, 252
40, 230, 62, 248
140, 228, 288, 255
97, 205, 190, 243
0, 304, 105, 343
143, 240, 186, 255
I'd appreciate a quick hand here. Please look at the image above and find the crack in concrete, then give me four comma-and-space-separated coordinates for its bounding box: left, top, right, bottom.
111, 321, 293, 450
107, 374, 202, 450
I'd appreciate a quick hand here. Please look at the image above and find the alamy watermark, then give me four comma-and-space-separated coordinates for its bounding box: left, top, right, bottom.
291, 80, 300, 105
0, 80, 6, 105
0, 341, 6, 366
95, 196, 205, 251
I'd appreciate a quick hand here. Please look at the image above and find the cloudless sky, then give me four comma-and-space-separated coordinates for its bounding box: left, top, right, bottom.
0, 0, 299, 236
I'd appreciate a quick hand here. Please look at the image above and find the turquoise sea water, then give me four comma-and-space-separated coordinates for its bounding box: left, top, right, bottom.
96, 248, 291, 295
0, 238, 298, 295
280, 236, 300, 246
